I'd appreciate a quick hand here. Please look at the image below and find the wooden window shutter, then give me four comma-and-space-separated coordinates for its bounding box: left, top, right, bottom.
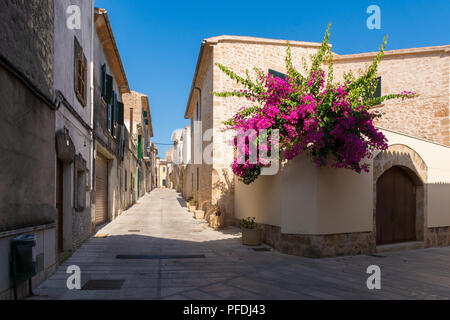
118, 102, 124, 125
138, 135, 142, 159
74, 36, 87, 106
105, 74, 113, 104
114, 92, 119, 126
110, 91, 116, 137
74, 37, 81, 97
101, 64, 107, 99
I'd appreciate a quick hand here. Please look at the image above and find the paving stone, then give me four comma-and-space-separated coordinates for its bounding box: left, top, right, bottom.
29, 189, 450, 300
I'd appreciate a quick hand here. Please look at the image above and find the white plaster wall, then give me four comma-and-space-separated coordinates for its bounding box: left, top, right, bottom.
235, 153, 373, 235
380, 128, 450, 228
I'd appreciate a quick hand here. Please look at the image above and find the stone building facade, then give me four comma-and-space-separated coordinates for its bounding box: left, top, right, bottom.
185, 35, 450, 257
92, 8, 130, 227
0, 0, 57, 299
53, 0, 94, 254
0, 3, 157, 299
122, 91, 155, 199
184, 36, 322, 227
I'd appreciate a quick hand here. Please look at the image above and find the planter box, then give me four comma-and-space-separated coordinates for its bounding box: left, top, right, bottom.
209, 215, 221, 230
194, 210, 205, 220
242, 228, 261, 246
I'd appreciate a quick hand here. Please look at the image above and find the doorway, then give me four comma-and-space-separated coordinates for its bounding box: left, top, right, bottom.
376, 166, 417, 245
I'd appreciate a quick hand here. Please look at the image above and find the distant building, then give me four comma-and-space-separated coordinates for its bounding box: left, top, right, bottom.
185, 35, 450, 257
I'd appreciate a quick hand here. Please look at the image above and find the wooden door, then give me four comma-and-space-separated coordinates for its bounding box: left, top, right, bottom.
56, 160, 64, 252
95, 153, 108, 225
376, 166, 416, 245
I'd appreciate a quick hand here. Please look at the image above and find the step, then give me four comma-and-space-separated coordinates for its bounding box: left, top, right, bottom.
376, 241, 425, 254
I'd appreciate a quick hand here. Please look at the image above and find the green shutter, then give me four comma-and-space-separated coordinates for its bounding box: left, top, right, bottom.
118, 102, 124, 125
101, 64, 107, 99
105, 74, 113, 103
138, 135, 142, 159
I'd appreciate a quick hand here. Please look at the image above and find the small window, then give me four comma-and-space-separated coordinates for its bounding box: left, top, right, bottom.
367, 77, 382, 105
76, 170, 86, 210
374, 77, 382, 99
268, 69, 288, 80
74, 37, 87, 106
73, 154, 87, 212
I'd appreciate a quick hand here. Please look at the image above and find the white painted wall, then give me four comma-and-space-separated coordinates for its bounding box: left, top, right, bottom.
380, 128, 450, 228
235, 128, 450, 236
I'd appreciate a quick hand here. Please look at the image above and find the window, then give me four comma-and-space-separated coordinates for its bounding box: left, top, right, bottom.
74, 154, 87, 212
118, 102, 124, 125
105, 74, 113, 103
74, 37, 87, 106
268, 69, 288, 80
366, 77, 382, 105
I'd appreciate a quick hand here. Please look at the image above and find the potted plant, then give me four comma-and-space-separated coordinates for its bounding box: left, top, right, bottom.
241, 217, 261, 246
194, 210, 205, 220
208, 208, 222, 230
188, 199, 197, 213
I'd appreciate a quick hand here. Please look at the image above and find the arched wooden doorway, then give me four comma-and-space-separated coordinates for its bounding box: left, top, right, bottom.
376, 166, 417, 245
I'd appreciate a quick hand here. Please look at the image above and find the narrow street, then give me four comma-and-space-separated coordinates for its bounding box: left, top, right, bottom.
31, 189, 450, 300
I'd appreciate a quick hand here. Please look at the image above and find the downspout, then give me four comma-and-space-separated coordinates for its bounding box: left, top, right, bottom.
193, 86, 201, 165
89, 0, 95, 193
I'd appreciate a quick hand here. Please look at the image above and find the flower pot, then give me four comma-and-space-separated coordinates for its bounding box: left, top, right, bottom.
209, 215, 221, 230
194, 210, 204, 220
241, 228, 261, 246
189, 205, 196, 213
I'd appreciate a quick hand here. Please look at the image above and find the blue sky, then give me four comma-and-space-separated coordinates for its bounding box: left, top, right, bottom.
95, 0, 450, 157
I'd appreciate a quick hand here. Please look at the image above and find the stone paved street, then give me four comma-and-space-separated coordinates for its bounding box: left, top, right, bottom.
31, 189, 450, 300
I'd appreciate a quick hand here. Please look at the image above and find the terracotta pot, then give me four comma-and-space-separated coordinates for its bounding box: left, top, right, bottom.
241, 228, 261, 246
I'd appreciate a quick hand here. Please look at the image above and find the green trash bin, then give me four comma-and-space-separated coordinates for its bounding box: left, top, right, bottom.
11, 234, 36, 299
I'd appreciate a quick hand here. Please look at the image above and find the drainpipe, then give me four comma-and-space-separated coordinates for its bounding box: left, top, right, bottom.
130, 108, 134, 138
89, 1, 95, 192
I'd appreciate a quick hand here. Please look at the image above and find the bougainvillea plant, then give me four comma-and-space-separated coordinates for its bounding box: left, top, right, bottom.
212, 24, 417, 184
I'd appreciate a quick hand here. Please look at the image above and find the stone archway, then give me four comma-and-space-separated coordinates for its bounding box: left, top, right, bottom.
373, 144, 427, 243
